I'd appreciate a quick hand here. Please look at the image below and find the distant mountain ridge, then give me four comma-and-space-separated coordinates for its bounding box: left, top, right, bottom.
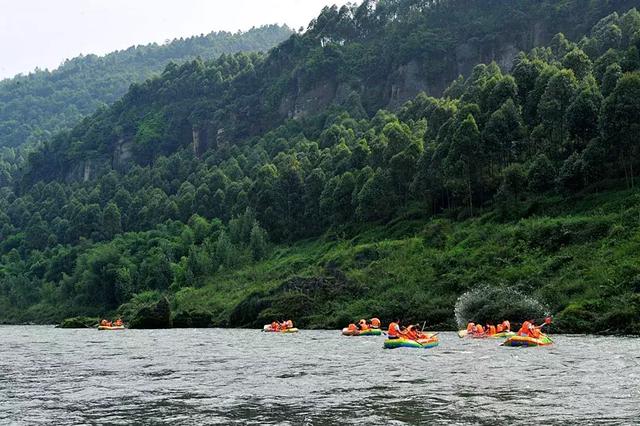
0, 24, 292, 148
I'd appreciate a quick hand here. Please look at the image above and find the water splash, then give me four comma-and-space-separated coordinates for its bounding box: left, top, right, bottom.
454, 285, 548, 328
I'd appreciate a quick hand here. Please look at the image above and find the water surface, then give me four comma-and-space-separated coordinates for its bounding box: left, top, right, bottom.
1, 326, 638, 424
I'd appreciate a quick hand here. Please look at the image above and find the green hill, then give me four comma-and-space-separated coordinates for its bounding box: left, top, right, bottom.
0, 25, 292, 149
1, 1, 640, 333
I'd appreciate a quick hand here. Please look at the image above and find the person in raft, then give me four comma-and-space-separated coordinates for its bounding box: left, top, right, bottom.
114, 318, 123, 327
370, 318, 381, 329
466, 322, 475, 334
100, 319, 112, 327
496, 320, 510, 333
387, 319, 406, 339
358, 319, 370, 331
485, 323, 497, 336
279, 320, 294, 330
404, 324, 420, 340
518, 320, 543, 338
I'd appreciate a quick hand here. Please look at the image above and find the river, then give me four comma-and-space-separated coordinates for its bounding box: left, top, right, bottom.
0, 326, 638, 425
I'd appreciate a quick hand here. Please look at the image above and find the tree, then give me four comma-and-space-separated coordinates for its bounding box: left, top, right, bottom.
601, 72, 640, 187
249, 221, 269, 261
356, 169, 396, 221
566, 85, 603, 149
527, 154, 556, 193
102, 202, 122, 240
601, 63, 622, 97
562, 49, 592, 80
537, 69, 578, 155
444, 114, 482, 215
483, 99, 524, 168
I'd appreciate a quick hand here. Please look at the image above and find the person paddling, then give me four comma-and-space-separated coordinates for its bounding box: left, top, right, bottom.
405, 324, 419, 340
387, 319, 404, 339
518, 320, 545, 338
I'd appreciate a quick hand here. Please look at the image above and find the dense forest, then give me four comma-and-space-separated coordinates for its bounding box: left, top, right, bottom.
1, 0, 640, 334
0, 25, 291, 149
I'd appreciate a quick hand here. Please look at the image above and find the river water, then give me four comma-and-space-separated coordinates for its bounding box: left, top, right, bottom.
0, 326, 638, 425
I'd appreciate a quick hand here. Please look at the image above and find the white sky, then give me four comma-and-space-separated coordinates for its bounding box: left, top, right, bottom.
0, 0, 354, 79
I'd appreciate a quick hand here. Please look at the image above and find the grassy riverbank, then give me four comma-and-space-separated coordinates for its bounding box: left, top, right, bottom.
165, 186, 640, 334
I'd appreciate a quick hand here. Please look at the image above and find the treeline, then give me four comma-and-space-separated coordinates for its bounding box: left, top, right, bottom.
3, 5, 640, 323
0, 25, 291, 148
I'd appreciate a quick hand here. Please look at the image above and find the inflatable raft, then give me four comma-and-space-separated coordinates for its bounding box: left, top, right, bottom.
459, 330, 516, 339
383, 334, 439, 349
263, 325, 299, 333
98, 325, 125, 331
502, 334, 553, 347
341, 328, 382, 336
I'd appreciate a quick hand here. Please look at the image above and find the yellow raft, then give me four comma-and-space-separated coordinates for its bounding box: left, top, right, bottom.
98, 325, 125, 331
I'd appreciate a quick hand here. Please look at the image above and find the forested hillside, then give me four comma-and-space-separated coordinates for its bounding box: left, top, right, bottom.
19, 0, 640, 185
0, 25, 291, 149
1, 1, 640, 333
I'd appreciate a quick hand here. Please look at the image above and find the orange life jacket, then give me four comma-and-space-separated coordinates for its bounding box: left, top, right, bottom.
475, 324, 484, 334
530, 326, 542, 338
388, 322, 400, 338
518, 321, 532, 336
286, 320, 294, 328
466, 322, 475, 333
487, 325, 496, 336
370, 318, 381, 328
496, 324, 504, 333
405, 326, 418, 340
115, 319, 123, 326
360, 323, 369, 331
348, 323, 357, 331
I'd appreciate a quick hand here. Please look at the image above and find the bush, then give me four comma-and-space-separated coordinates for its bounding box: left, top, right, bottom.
454, 285, 548, 327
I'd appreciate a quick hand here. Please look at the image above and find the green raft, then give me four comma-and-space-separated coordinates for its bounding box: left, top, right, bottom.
383, 335, 439, 349
342, 327, 382, 336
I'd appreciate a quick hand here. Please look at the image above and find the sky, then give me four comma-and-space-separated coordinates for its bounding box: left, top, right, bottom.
0, 0, 353, 79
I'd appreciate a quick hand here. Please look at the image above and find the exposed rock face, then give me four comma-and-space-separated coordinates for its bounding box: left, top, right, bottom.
128, 296, 172, 329
279, 78, 338, 119
192, 125, 212, 157
112, 137, 133, 171
387, 60, 430, 110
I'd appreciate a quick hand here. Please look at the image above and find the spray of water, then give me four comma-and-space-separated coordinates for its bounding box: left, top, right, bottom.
454, 285, 548, 328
